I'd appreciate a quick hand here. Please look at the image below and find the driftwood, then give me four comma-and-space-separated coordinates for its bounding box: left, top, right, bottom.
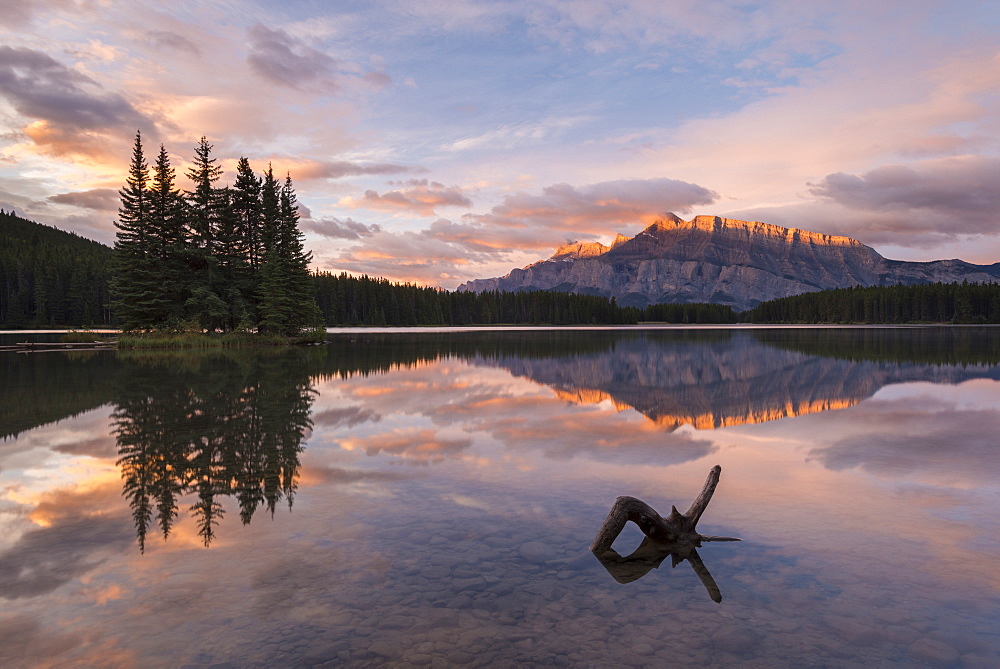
1, 341, 117, 353
590, 465, 740, 602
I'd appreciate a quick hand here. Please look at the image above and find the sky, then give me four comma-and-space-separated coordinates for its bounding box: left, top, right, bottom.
2, 0, 1000, 288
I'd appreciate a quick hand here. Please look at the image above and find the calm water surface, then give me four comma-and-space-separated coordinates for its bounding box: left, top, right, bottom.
1, 327, 999, 667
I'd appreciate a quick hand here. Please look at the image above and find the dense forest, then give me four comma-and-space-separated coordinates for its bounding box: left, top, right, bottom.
112, 132, 320, 335
0, 210, 112, 328
312, 272, 744, 325
743, 282, 1000, 324
313, 272, 642, 325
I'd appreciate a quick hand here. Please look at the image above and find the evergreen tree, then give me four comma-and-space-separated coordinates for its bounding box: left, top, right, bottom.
111, 131, 161, 331
233, 157, 263, 271
259, 163, 281, 262
232, 156, 264, 321
212, 187, 252, 330
148, 144, 189, 326
184, 137, 226, 330
185, 136, 223, 252
257, 172, 321, 334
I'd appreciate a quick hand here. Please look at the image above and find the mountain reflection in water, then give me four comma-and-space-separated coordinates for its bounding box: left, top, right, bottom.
442, 327, 1000, 430
474, 331, 1000, 430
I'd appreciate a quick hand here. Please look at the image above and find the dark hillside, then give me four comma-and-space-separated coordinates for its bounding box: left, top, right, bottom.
0, 210, 113, 327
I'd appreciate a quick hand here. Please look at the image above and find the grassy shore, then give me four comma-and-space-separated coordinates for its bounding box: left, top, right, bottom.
59, 330, 117, 343
116, 328, 327, 349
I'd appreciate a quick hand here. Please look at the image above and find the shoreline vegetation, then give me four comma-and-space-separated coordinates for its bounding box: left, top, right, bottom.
53, 328, 327, 349
116, 328, 327, 349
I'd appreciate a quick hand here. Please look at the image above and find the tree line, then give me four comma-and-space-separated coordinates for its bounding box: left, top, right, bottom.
10, 189, 1000, 328
112, 132, 320, 335
0, 209, 112, 328
743, 281, 1000, 324
313, 272, 646, 325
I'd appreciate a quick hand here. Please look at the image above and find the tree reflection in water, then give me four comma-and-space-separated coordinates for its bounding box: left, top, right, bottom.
112, 349, 319, 551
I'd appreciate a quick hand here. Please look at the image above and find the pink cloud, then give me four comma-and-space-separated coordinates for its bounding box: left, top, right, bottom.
290, 159, 416, 181
301, 216, 382, 240
471, 177, 718, 233
345, 428, 472, 465
339, 179, 473, 215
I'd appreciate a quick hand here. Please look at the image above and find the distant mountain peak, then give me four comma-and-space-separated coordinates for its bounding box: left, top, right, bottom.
458, 213, 1000, 310
552, 240, 611, 260
647, 214, 865, 248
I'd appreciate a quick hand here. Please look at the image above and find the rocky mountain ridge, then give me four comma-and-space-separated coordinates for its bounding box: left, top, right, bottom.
459, 214, 1000, 310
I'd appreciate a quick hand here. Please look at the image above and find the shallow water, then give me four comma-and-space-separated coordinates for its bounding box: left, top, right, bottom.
1, 327, 998, 667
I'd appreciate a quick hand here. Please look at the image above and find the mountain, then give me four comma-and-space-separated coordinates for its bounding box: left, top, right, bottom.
458, 214, 1000, 310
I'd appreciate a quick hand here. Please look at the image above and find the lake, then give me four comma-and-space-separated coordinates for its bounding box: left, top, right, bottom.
1, 326, 998, 667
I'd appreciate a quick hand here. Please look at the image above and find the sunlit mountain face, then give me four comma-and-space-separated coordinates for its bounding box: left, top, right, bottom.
459, 215, 1000, 310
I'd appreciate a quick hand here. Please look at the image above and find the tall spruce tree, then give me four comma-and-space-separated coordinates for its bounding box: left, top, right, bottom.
185, 136, 223, 252
213, 187, 252, 330
148, 144, 189, 326
257, 172, 321, 334
184, 137, 227, 330
233, 157, 263, 271
111, 131, 161, 330
232, 157, 264, 321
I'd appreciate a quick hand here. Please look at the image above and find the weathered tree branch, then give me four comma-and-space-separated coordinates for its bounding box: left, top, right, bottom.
590, 465, 740, 602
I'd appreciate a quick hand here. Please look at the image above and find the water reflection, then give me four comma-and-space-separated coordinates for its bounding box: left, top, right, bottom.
112, 350, 318, 549
1, 348, 115, 440
7, 328, 1000, 443
463, 328, 1000, 430
3, 328, 1000, 666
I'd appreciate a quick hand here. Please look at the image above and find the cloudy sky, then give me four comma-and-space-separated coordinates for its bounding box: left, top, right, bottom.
2, 1, 1000, 287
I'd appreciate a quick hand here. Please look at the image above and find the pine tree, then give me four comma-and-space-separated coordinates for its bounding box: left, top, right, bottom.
233, 157, 263, 271
232, 156, 263, 323
148, 144, 189, 326
259, 163, 281, 262
257, 172, 321, 334
213, 187, 252, 330
111, 131, 160, 330
184, 137, 226, 330
185, 136, 223, 252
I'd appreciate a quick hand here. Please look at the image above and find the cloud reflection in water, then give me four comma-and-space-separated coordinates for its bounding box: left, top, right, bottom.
1, 329, 1000, 665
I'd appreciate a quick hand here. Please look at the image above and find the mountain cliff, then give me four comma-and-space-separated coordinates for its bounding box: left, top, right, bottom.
458, 214, 1000, 310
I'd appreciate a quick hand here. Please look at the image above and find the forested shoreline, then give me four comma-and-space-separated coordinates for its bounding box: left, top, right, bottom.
741, 282, 1000, 324
7, 193, 1000, 328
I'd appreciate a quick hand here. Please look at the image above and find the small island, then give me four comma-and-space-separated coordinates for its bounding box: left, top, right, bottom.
110, 132, 323, 347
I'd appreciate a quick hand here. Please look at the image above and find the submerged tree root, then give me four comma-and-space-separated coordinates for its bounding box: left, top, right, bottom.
590, 465, 740, 602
